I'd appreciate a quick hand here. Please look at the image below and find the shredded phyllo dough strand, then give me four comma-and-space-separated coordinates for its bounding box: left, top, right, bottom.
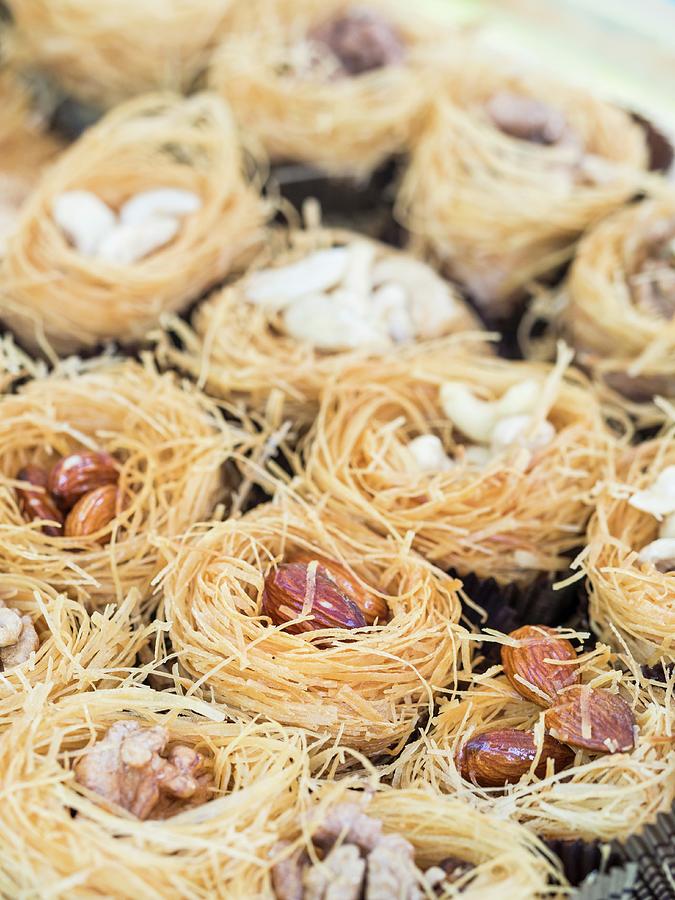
297, 343, 610, 582
154, 492, 469, 753
0, 355, 259, 607
0, 92, 266, 355
389, 633, 675, 843
208, 0, 442, 176
0, 684, 311, 897
397, 49, 649, 314
584, 433, 675, 663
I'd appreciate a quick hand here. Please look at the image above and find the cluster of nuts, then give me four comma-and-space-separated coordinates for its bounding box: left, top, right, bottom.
307, 7, 405, 78
407, 379, 556, 474
458, 625, 637, 788
16, 450, 122, 542
53, 186, 201, 266
272, 803, 473, 900
245, 242, 461, 351
629, 218, 675, 320
74, 720, 211, 820
262, 554, 389, 635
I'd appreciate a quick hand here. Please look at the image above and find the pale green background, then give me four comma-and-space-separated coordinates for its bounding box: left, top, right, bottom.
419, 0, 675, 128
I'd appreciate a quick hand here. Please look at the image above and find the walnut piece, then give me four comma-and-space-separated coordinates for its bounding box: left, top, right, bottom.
304, 844, 364, 900
74, 720, 211, 820
0, 602, 38, 670
272, 803, 472, 900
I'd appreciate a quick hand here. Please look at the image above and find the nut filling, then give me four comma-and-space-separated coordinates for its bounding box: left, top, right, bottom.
629, 219, 675, 320
16, 450, 123, 543
262, 557, 388, 635
0, 600, 38, 671
455, 625, 637, 787
271, 803, 475, 900
73, 721, 212, 820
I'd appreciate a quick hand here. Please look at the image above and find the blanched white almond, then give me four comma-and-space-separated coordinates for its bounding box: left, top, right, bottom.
371, 283, 413, 343
407, 435, 452, 473
95, 217, 179, 266
629, 466, 675, 518
245, 248, 350, 310
440, 379, 543, 445
495, 379, 540, 417
283, 291, 387, 350
440, 383, 497, 443
491, 414, 556, 452
120, 188, 201, 225
660, 512, 675, 539
343, 241, 376, 298
52, 190, 116, 257
373, 256, 459, 338
637, 537, 675, 572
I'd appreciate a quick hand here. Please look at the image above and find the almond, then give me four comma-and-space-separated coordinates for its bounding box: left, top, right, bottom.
544, 685, 636, 754
457, 727, 575, 787
290, 551, 389, 624
501, 625, 579, 707
49, 451, 119, 508
16, 465, 63, 537
64, 483, 119, 541
262, 562, 367, 635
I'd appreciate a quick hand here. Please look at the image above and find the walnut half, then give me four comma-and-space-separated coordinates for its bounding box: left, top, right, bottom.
0, 601, 38, 670
271, 803, 475, 900
73, 720, 211, 820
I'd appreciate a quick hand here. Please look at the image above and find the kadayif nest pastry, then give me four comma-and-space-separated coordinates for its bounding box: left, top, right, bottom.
298, 345, 612, 583
209, 0, 443, 177
391, 625, 675, 844
398, 50, 649, 318
0, 92, 266, 356
156, 494, 469, 754
159, 226, 483, 423
0, 356, 258, 607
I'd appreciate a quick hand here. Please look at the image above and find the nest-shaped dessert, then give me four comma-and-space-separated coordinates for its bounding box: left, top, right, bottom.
0, 92, 266, 356
390, 634, 675, 844
564, 195, 675, 419
298, 345, 612, 583
0, 577, 153, 732
208, 0, 442, 177
583, 435, 675, 664
157, 495, 468, 754
6, 0, 235, 107
398, 51, 649, 317
0, 356, 254, 608
268, 781, 565, 899
159, 226, 483, 423
0, 684, 308, 898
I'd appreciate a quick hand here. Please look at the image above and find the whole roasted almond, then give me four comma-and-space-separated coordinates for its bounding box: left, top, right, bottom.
16, 465, 63, 537
457, 727, 574, 787
64, 483, 119, 541
290, 551, 389, 625
49, 451, 119, 509
502, 625, 579, 707
262, 562, 367, 635
545, 685, 636, 754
